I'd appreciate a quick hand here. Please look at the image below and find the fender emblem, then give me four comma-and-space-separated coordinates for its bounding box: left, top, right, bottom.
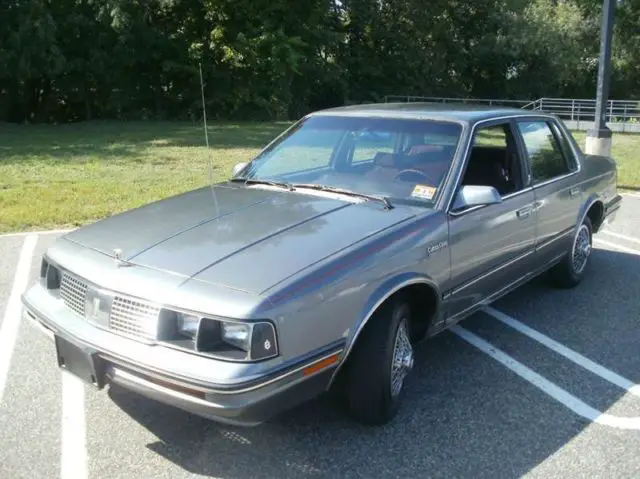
427, 241, 448, 255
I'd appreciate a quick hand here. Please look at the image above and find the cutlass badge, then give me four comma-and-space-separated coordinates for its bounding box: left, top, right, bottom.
427, 241, 448, 255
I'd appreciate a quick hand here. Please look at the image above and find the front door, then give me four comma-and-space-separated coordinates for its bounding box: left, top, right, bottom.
445, 121, 537, 319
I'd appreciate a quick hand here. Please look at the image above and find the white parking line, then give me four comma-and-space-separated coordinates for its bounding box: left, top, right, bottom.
594, 238, 640, 255
601, 229, 640, 245
452, 325, 640, 430
0, 228, 73, 239
621, 191, 640, 199
0, 234, 38, 403
482, 306, 640, 397
61, 371, 88, 479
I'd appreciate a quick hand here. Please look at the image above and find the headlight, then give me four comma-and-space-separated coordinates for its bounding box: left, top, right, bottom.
160, 310, 278, 362
176, 313, 200, 339
221, 322, 251, 351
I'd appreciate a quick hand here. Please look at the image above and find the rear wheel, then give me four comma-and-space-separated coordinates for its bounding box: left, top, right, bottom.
549, 216, 593, 288
344, 298, 414, 425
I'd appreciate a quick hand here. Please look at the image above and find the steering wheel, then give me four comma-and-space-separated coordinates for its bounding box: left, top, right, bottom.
393, 169, 438, 185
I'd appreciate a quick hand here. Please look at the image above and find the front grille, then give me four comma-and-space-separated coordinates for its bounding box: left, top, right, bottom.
60, 273, 87, 317
58, 271, 159, 342
109, 297, 160, 341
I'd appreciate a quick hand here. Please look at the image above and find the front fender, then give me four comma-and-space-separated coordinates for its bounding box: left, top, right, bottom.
327, 272, 440, 387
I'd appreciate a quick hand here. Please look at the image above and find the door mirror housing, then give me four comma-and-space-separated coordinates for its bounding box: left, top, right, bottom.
232, 162, 248, 176
452, 185, 502, 211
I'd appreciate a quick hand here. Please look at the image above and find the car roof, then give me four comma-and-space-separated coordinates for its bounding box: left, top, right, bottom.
311, 102, 549, 124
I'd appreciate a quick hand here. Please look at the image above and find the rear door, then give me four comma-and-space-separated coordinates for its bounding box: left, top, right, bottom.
514, 119, 582, 264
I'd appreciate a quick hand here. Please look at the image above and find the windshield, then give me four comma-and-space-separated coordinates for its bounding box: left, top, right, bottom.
237, 115, 463, 206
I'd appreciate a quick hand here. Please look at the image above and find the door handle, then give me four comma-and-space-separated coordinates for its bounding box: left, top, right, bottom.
569, 187, 581, 197
516, 206, 532, 219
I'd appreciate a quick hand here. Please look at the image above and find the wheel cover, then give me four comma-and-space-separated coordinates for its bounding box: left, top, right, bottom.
572, 224, 591, 275
390, 318, 414, 398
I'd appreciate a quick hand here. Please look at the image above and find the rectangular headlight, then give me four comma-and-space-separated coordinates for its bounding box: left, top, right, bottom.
160, 310, 278, 362
176, 313, 200, 339
221, 323, 251, 351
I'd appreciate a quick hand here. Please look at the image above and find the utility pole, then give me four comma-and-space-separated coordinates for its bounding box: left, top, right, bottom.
585, 0, 616, 156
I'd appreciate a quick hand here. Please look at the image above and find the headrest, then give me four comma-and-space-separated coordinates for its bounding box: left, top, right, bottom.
372, 152, 397, 167
407, 144, 443, 155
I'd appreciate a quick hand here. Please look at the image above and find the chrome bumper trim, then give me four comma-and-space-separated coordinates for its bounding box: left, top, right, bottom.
22, 284, 342, 390
22, 293, 341, 426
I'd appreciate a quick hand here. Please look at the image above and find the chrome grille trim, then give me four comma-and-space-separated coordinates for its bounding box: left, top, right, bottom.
58, 271, 160, 342
60, 273, 87, 317
110, 297, 160, 341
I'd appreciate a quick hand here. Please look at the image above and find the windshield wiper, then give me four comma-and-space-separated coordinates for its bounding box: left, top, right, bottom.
231, 178, 392, 209
230, 177, 294, 191
290, 183, 393, 209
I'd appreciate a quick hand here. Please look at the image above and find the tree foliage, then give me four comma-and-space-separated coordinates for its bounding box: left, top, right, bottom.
0, 0, 638, 123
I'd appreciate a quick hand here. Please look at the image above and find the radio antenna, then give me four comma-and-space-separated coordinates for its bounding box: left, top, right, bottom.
198, 62, 219, 218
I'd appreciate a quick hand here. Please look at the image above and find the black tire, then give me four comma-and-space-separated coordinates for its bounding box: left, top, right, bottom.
344, 297, 414, 425
548, 216, 593, 289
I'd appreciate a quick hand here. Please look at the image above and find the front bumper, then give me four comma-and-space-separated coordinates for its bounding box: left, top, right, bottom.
22, 285, 343, 426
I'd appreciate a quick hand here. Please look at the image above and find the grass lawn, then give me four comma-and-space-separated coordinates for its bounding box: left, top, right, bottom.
0, 121, 638, 233
0, 121, 290, 233
571, 131, 640, 189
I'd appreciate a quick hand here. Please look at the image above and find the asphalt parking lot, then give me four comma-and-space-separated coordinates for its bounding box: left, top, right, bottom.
1, 194, 640, 479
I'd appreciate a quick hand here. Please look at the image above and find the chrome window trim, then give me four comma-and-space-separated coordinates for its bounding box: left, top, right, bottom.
443, 113, 581, 214
448, 186, 535, 218
529, 170, 579, 189
514, 117, 583, 188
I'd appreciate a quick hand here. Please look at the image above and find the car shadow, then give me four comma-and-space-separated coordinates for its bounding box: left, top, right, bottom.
107, 334, 593, 478
107, 245, 638, 478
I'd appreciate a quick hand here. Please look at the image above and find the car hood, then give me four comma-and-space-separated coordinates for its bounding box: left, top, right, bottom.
64, 183, 417, 294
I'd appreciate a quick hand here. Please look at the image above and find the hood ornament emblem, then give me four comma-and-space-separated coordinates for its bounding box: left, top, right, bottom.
113, 248, 132, 267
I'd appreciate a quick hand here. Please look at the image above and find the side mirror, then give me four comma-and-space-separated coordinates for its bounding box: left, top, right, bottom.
452, 185, 502, 211
232, 162, 248, 176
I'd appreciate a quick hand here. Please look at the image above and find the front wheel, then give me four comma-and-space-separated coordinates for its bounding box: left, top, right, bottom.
549, 216, 593, 288
344, 298, 415, 425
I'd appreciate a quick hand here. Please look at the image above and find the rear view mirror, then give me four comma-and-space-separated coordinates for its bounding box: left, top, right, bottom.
452, 185, 502, 211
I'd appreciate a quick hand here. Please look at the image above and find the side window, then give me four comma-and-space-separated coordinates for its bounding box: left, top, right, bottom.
461, 123, 521, 197
351, 131, 396, 163
516, 121, 572, 184
473, 125, 508, 148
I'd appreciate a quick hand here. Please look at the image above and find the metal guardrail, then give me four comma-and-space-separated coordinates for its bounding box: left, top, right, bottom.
526, 97, 640, 123
383, 95, 640, 132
